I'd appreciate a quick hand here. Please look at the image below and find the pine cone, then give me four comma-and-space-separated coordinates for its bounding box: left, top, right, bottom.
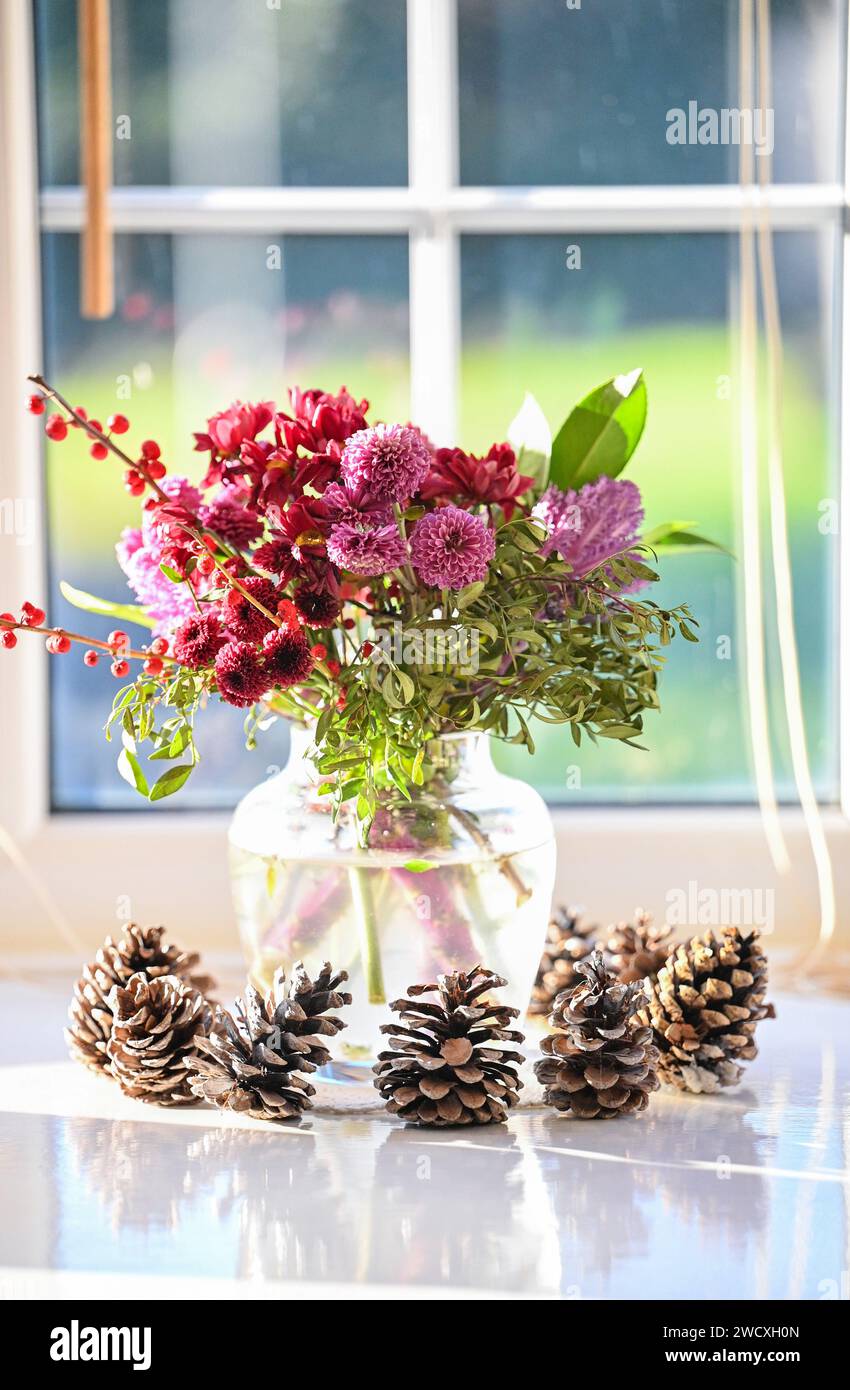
106, 973, 212, 1106
373, 965, 525, 1126
604, 910, 674, 984
66, 923, 216, 1075
640, 926, 775, 1093
534, 951, 659, 1119
529, 906, 599, 1016
187, 962, 351, 1121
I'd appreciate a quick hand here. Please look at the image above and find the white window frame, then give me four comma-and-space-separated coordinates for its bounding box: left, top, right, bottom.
1, 0, 849, 952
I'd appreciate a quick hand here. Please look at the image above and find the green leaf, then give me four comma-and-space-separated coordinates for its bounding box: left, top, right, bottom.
402, 859, 438, 873
149, 763, 194, 801
507, 391, 552, 493
117, 747, 149, 796
549, 368, 647, 490
641, 522, 734, 557
59, 581, 156, 630
159, 562, 185, 584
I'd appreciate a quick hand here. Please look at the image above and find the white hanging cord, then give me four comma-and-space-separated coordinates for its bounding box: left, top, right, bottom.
737, 0, 790, 873
754, 0, 837, 955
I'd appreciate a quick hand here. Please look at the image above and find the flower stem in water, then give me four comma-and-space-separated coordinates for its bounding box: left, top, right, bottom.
348, 865, 386, 1003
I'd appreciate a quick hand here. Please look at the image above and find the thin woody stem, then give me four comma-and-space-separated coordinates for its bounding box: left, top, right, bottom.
28, 373, 282, 630
0, 616, 181, 665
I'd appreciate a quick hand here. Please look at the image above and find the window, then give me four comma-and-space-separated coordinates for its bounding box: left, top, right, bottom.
2, 0, 849, 942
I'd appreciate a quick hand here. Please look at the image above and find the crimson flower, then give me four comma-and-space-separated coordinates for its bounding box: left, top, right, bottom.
420, 443, 533, 520
194, 401, 273, 458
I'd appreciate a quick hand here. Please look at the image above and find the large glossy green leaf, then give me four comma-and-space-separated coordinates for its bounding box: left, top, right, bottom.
549, 368, 647, 490
60, 580, 156, 630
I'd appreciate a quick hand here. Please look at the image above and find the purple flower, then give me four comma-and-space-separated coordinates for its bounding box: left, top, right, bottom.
327, 521, 408, 576
533, 477, 644, 576
322, 480, 393, 528
200, 485, 263, 547
340, 423, 431, 502
116, 475, 211, 634
410, 505, 496, 589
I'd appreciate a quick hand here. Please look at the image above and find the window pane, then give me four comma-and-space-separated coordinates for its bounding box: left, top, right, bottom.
459, 0, 844, 186
35, 0, 407, 187
43, 232, 410, 809
460, 230, 839, 802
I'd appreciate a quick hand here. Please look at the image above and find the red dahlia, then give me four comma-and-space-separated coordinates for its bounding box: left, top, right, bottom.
262, 629, 314, 689
221, 577, 279, 640
173, 613, 225, 669
420, 442, 534, 520
293, 586, 342, 629
214, 640, 268, 707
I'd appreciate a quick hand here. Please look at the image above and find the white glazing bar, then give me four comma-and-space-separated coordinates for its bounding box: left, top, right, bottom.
406, 0, 459, 444
840, 5, 850, 820
39, 182, 844, 235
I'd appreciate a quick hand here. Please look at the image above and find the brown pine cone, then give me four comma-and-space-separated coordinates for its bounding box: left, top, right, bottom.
534, 951, 659, 1119
187, 962, 350, 1122
66, 923, 216, 1076
373, 965, 525, 1126
640, 926, 775, 1093
529, 906, 599, 1016
604, 910, 674, 984
107, 973, 212, 1106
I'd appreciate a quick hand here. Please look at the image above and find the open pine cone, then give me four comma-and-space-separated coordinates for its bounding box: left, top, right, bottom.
187, 962, 350, 1121
373, 965, 525, 1126
604, 910, 674, 984
534, 952, 659, 1119
529, 906, 599, 1016
107, 973, 212, 1106
66, 923, 216, 1076
639, 926, 774, 1093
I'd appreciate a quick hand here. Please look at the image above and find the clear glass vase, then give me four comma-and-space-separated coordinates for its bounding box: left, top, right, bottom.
228, 727, 556, 1080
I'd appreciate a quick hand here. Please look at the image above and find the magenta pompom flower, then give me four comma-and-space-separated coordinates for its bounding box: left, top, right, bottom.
214, 640, 268, 707
340, 423, 431, 503
410, 505, 496, 589
221, 576, 279, 640
200, 486, 263, 548
327, 521, 408, 576
322, 480, 393, 528
533, 477, 644, 576
173, 612, 226, 669
262, 628, 314, 689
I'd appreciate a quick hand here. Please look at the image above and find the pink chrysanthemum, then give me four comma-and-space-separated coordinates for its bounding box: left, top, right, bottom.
221, 577, 279, 640
173, 612, 225, 669
327, 521, 408, 577
340, 423, 431, 502
200, 486, 263, 548
262, 628, 314, 689
215, 640, 268, 707
322, 480, 393, 528
532, 477, 644, 576
410, 505, 496, 589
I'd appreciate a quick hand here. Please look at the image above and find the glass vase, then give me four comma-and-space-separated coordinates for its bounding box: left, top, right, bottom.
228, 727, 556, 1080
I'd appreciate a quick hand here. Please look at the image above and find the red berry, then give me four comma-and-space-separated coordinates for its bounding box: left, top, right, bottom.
111, 659, 130, 678
276, 598, 301, 630
196, 553, 216, 577
336, 691, 347, 711
140, 439, 161, 460
201, 534, 218, 552
46, 632, 71, 654
361, 641, 374, 658
326, 658, 341, 678
73, 406, 88, 422
107, 413, 129, 434
108, 629, 130, 653
0, 612, 15, 623
90, 441, 109, 461
45, 414, 68, 442
21, 601, 46, 626
145, 459, 167, 481
310, 643, 327, 661
88, 419, 103, 433
149, 636, 169, 656
1, 631, 17, 650
83, 649, 99, 667
143, 655, 163, 676
26, 394, 45, 415
343, 617, 355, 630
124, 469, 145, 497
387, 581, 402, 599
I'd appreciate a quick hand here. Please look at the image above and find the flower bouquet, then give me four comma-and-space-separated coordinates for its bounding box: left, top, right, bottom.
5, 368, 719, 1068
